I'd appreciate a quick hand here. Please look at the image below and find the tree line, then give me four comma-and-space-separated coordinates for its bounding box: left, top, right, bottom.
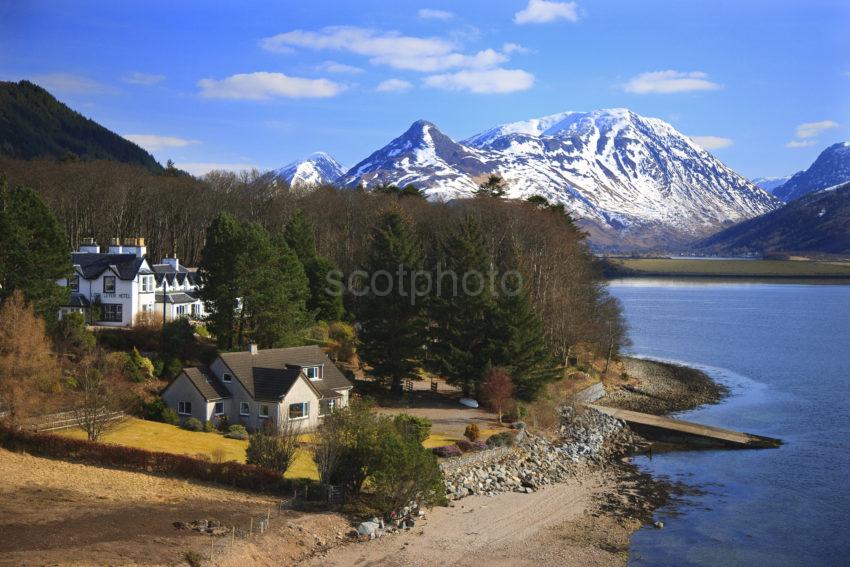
0, 157, 627, 401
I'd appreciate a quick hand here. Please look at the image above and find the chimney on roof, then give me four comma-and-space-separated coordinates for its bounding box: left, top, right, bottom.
122, 237, 147, 258
248, 343, 258, 355
161, 254, 179, 272
107, 237, 123, 254
78, 237, 99, 254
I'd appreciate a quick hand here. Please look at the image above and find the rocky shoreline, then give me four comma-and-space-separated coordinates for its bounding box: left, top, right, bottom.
601, 356, 728, 415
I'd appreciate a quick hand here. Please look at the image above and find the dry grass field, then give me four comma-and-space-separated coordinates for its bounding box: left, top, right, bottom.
59, 418, 320, 480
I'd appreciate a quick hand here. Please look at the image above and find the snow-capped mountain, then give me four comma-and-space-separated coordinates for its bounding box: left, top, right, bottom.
773, 142, 850, 202
274, 152, 344, 187
752, 176, 793, 195
341, 109, 779, 246
339, 120, 489, 196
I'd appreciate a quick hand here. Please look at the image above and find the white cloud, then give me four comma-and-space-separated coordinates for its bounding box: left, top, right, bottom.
690, 136, 733, 150
514, 0, 579, 24
418, 8, 454, 20
30, 72, 111, 94
123, 72, 165, 85
318, 61, 364, 74
176, 162, 261, 176
424, 68, 534, 94
260, 26, 505, 72
197, 72, 343, 100
795, 120, 838, 139
502, 42, 532, 54
785, 140, 816, 149
123, 134, 200, 151
623, 70, 721, 94
376, 78, 413, 93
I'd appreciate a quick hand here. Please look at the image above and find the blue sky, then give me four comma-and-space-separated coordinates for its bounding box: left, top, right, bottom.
2, 0, 848, 178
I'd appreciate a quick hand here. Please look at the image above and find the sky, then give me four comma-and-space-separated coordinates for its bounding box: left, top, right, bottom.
2, 0, 849, 178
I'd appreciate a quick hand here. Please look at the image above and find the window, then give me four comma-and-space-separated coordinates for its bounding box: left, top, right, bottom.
305, 366, 320, 380
101, 303, 123, 323
213, 402, 224, 415
259, 404, 270, 418
141, 275, 153, 292
178, 401, 192, 415
103, 276, 116, 293
222, 373, 232, 383
289, 402, 309, 420
69, 275, 79, 292
319, 398, 336, 416
191, 303, 200, 317
240, 402, 250, 416
176, 305, 187, 316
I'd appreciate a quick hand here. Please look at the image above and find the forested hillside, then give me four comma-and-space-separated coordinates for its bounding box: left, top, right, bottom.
0, 81, 161, 171
0, 157, 624, 370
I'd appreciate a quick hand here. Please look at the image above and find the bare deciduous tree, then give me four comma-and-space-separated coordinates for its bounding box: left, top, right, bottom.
479, 367, 515, 423
72, 355, 124, 441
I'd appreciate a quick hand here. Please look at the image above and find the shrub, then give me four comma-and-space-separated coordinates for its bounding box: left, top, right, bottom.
463, 423, 480, 441
203, 420, 215, 432
225, 424, 248, 440
151, 357, 165, 378
195, 324, 210, 338
370, 428, 446, 515
486, 431, 514, 448
183, 550, 203, 567
182, 417, 203, 432
161, 318, 196, 360
431, 445, 463, 458
455, 439, 475, 452
393, 414, 431, 444
215, 414, 230, 432
131, 347, 155, 380
245, 427, 298, 474
161, 357, 183, 379
161, 407, 179, 425
140, 398, 168, 421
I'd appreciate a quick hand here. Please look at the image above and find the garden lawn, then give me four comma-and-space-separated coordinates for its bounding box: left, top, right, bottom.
59, 418, 318, 480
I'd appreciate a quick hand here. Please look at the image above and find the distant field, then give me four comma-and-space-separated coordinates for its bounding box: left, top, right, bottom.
605, 258, 850, 278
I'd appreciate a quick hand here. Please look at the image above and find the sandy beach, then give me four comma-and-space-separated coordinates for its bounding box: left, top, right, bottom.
304, 467, 645, 567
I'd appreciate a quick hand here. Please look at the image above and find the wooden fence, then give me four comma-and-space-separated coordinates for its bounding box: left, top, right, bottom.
24, 410, 125, 432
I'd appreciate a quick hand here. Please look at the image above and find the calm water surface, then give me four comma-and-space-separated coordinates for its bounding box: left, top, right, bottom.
609, 279, 850, 567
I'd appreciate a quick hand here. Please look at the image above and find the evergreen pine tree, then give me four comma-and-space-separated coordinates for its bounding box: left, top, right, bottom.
198, 213, 243, 349
285, 210, 344, 322
492, 278, 558, 401
428, 216, 500, 395
0, 178, 70, 319
358, 209, 426, 393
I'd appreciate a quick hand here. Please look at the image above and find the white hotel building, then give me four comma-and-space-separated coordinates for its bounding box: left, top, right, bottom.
58, 237, 206, 327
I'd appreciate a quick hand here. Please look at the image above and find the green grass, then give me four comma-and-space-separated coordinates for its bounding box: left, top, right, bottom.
59, 417, 319, 480
607, 258, 850, 278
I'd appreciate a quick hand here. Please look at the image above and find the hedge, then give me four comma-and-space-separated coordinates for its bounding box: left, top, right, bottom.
0, 427, 296, 494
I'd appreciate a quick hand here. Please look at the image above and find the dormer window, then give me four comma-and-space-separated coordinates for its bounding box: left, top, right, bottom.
222, 372, 232, 383
141, 275, 153, 292
305, 366, 320, 380
103, 276, 116, 293
69, 275, 79, 292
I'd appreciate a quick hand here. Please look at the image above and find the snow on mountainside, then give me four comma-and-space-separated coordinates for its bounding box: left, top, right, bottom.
274, 152, 344, 187
341, 109, 779, 247
772, 142, 850, 202
753, 175, 793, 195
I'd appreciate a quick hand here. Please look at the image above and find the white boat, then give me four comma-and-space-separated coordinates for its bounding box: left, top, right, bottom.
459, 398, 479, 408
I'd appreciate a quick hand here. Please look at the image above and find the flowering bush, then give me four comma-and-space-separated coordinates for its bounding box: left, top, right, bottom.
431, 444, 463, 458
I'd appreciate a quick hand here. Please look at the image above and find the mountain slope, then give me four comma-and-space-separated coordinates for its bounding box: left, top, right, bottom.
0, 80, 161, 170
341, 109, 779, 247
753, 175, 793, 195
339, 120, 490, 197
274, 152, 344, 187
698, 181, 850, 255
773, 142, 850, 202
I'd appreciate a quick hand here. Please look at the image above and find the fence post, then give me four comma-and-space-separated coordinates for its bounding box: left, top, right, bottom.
231, 526, 235, 549
249, 517, 253, 536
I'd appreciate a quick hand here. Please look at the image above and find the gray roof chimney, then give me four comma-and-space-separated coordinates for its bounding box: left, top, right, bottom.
248, 343, 258, 355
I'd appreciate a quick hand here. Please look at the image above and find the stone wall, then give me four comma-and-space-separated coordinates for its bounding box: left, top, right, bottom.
572, 382, 607, 404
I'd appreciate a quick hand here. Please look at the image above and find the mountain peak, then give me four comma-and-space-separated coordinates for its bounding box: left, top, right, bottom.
773, 141, 850, 202
274, 152, 344, 187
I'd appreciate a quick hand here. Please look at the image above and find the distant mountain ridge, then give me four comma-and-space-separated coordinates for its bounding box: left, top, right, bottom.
773, 142, 850, 202
273, 152, 344, 187
0, 80, 162, 171
753, 176, 793, 195
698, 181, 850, 255
334, 109, 779, 248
